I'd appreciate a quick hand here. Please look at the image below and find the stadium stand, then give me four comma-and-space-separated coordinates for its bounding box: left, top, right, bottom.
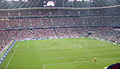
0, 7, 120, 52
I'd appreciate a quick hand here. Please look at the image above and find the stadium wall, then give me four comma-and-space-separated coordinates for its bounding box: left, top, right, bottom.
0, 41, 16, 64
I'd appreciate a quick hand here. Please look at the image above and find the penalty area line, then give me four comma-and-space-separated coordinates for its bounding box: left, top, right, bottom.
46, 61, 75, 66
43, 64, 46, 69
5, 46, 18, 69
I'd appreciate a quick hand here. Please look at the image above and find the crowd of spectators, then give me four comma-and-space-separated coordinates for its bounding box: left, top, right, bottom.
0, 9, 120, 52
0, 16, 120, 29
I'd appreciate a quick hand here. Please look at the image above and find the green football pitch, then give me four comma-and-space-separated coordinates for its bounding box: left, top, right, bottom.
0, 38, 120, 69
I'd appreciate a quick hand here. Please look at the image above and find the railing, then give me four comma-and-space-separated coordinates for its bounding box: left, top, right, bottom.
0, 5, 120, 11
0, 26, 120, 31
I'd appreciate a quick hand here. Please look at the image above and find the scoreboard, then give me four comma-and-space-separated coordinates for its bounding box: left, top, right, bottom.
47, 1, 55, 6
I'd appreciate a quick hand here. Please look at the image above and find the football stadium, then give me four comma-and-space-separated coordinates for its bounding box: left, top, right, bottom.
0, 0, 120, 69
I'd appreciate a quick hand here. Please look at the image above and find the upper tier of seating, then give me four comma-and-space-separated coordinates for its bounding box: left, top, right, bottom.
0, 9, 120, 52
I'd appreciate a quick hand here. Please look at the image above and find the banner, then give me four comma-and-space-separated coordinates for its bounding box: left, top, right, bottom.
21, 0, 28, 2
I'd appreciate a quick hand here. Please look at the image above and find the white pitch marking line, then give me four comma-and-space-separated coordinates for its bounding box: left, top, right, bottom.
79, 44, 82, 48
43, 64, 46, 69
6, 46, 18, 69
104, 67, 108, 69
46, 61, 76, 66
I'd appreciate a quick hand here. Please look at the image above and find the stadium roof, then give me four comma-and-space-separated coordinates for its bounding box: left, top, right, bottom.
0, 0, 120, 9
